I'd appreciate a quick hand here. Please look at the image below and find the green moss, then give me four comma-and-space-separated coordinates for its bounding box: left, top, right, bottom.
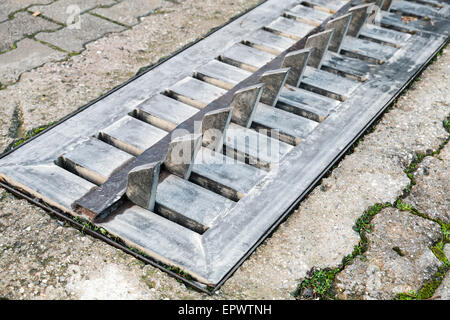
444, 117, 450, 133
396, 263, 449, 300
294, 267, 340, 299
294, 203, 391, 299
11, 122, 56, 149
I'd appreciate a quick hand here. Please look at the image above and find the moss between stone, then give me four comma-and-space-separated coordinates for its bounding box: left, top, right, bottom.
293, 203, 391, 300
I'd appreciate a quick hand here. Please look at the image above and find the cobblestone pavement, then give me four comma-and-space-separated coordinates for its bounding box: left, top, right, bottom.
0, 0, 449, 300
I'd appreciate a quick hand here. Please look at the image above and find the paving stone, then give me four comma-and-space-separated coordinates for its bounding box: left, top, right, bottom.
0, 11, 60, 52
29, 0, 116, 24
0, 0, 53, 23
435, 244, 450, 300
0, 38, 67, 85
405, 144, 450, 224
334, 208, 443, 300
435, 269, 450, 300
35, 13, 125, 52
92, 0, 166, 27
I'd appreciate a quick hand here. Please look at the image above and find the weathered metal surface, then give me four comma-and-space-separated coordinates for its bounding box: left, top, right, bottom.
0, 0, 448, 292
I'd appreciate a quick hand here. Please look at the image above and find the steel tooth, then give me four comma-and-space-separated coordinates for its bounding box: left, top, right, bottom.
305, 29, 334, 68
126, 162, 161, 211
282, 49, 311, 87
326, 13, 352, 53
164, 133, 202, 180
258, 68, 290, 107
347, 3, 372, 37
201, 107, 233, 152
382, 0, 392, 11
230, 84, 264, 128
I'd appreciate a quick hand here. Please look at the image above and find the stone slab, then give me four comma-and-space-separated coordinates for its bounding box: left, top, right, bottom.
29, 0, 116, 24
0, 0, 53, 23
0, 38, 67, 85
334, 208, 443, 300
0, 11, 60, 52
405, 144, 450, 224
92, 0, 165, 27
35, 13, 125, 52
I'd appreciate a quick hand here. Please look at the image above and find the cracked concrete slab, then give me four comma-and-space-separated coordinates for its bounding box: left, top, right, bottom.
0, 11, 61, 52
405, 144, 450, 224
0, 38, 67, 85
92, 0, 166, 27
35, 13, 125, 52
28, 0, 116, 24
333, 208, 443, 300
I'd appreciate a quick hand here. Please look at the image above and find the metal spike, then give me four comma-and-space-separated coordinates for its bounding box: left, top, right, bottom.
258, 68, 290, 107
382, 0, 392, 11
282, 49, 311, 87
326, 13, 352, 53
201, 107, 233, 152
164, 134, 202, 180
347, 4, 372, 37
126, 162, 161, 211
230, 84, 264, 128
305, 29, 334, 68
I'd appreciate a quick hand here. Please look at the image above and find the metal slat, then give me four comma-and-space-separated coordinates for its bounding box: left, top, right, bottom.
166, 77, 227, 109
135, 94, 198, 131
264, 16, 314, 40
321, 52, 373, 81
155, 175, 235, 234
301, 66, 361, 101
224, 123, 293, 170
195, 60, 252, 90
244, 29, 296, 55
191, 147, 267, 201
380, 11, 450, 35
285, 4, 331, 26
340, 36, 399, 64
252, 103, 319, 146
99, 116, 168, 156
220, 43, 275, 72
59, 137, 135, 185
277, 85, 340, 122
359, 24, 411, 48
